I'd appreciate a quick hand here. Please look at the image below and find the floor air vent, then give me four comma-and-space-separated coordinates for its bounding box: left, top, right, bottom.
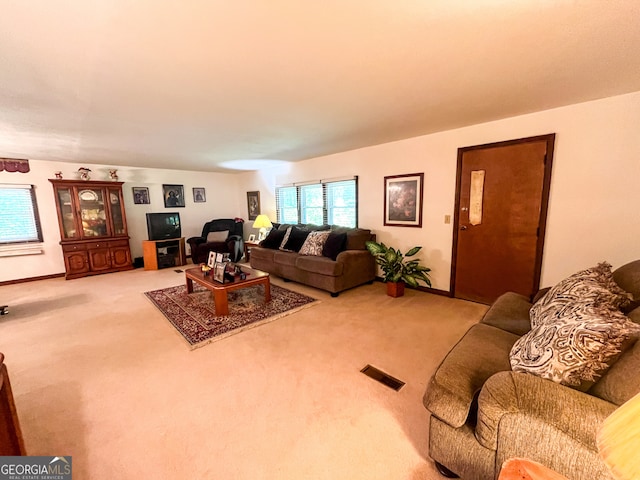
174, 269, 184, 273
361, 365, 405, 391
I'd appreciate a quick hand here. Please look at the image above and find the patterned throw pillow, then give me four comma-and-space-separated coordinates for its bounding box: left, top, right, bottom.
299, 231, 331, 256
511, 304, 640, 390
530, 262, 632, 328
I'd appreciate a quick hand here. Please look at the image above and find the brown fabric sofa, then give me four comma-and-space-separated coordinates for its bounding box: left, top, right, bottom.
249, 224, 376, 296
423, 260, 640, 480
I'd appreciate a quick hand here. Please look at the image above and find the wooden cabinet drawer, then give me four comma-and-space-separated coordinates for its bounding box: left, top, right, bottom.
62, 243, 87, 252
108, 239, 130, 248
86, 242, 109, 250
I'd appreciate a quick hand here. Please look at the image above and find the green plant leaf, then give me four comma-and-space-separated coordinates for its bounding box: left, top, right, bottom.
403, 275, 418, 287
405, 246, 422, 257
365, 241, 384, 255
385, 250, 397, 264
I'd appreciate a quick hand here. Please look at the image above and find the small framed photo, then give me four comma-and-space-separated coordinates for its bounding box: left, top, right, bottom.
213, 263, 226, 283
132, 187, 150, 205
248, 234, 256, 243
162, 184, 185, 208
207, 251, 216, 268
192, 187, 206, 203
246, 191, 260, 220
215, 252, 229, 263
384, 173, 424, 228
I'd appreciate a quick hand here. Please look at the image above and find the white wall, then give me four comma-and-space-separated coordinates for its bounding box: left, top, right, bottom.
239, 91, 640, 290
0, 162, 241, 282
3, 91, 638, 288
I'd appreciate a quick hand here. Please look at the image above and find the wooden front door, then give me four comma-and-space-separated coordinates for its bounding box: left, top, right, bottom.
452, 134, 555, 304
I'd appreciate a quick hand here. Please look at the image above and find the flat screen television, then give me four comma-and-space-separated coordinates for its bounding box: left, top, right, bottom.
146, 212, 181, 241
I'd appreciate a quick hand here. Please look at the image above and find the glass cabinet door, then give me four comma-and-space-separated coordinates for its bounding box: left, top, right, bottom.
56, 187, 79, 239
107, 188, 126, 236
77, 187, 109, 237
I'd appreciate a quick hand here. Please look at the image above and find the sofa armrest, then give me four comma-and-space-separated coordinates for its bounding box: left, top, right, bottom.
336, 250, 376, 277
187, 236, 206, 246
476, 371, 616, 451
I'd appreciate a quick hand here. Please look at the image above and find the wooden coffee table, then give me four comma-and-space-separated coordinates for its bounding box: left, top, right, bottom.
184, 265, 271, 316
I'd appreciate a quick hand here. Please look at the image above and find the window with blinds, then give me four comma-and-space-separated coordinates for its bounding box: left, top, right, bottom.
0, 184, 43, 244
276, 177, 358, 227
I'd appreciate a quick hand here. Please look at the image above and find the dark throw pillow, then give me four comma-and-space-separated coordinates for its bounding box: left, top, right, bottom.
260, 229, 287, 249
280, 226, 310, 252
322, 232, 347, 260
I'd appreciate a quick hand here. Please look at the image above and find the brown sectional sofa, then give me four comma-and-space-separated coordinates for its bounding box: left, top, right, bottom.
423, 259, 640, 480
249, 224, 376, 296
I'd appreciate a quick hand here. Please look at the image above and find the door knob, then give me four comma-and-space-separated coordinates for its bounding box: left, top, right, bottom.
460, 225, 468, 230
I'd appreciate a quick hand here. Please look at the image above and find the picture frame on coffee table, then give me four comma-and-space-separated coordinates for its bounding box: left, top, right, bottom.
207, 251, 216, 269
213, 262, 226, 283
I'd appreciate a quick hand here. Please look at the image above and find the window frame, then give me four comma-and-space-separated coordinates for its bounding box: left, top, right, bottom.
276, 177, 358, 227
0, 184, 44, 245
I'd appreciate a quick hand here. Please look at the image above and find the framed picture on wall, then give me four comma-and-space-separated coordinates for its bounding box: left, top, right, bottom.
193, 187, 206, 203
246, 191, 260, 220
132, 187, 150, 205
383, 173, 424, 227
162, 184, 185, 208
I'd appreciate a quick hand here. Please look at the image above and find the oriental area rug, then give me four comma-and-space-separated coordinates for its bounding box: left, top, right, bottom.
144, 283, 319, 349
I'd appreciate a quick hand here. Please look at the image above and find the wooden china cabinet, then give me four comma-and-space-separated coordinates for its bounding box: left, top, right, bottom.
49, 179, 133, 279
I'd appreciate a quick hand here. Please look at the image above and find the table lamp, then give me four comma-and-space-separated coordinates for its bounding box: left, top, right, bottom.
252, 214, 272, 241
597, 391, 640, 480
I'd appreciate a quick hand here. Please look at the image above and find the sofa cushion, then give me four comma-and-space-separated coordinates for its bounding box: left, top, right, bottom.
423, 323, 520, 428
322, 232, 347, 260
299, 231, 330, 256
589, 336, 640, 406
273, 250, 299, 267
481, 292, 533, 336
249, 245, 276, 263
295, 255, 344, 276
261, 229, 287, 249
206, 230, 228, 242
530, 263, 632, 328
510, 304, 640, 391
613, 259, 640, 300
331, 228, 372, 250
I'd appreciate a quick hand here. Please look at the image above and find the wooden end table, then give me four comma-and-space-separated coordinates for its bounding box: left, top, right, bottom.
184, 265, 271, 316
243, 241, 261, 262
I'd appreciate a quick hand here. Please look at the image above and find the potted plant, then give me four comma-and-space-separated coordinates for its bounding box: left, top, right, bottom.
365, 241, 432, 297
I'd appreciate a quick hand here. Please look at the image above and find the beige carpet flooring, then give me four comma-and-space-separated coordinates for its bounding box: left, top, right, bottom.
0, 266, 487, 479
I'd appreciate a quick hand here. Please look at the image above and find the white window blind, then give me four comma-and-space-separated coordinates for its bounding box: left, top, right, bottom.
276, 177, 358, 227
0, 184, 43, 244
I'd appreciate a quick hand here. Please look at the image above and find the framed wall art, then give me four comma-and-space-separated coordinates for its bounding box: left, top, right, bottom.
246, 191, 260, 220
162, 184, 185, 208
132, 187, 150, 205
193, 187, 206, 203
383, 173, 424, 228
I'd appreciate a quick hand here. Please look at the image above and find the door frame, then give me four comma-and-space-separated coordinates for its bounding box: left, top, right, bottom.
449, 133, 556, 299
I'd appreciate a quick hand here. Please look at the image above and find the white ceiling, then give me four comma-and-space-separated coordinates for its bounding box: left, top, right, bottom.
1, 0, 639, 173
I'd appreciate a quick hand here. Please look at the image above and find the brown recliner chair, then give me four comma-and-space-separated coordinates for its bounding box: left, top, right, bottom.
187, 218, 245, 263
